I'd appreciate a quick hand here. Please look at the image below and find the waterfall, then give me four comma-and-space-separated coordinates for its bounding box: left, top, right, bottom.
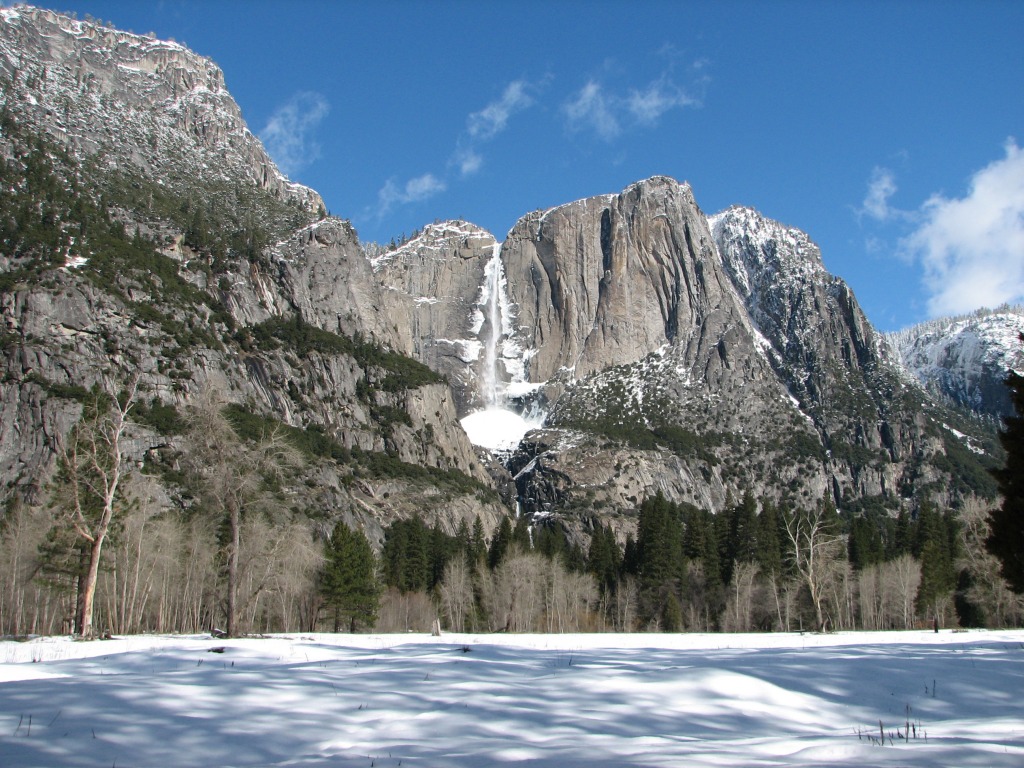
460, 242, 545, 453
481, 243, 504, 407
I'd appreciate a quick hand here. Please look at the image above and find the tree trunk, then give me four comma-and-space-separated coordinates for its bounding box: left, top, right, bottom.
226, 505, 240, 637
76, 536, 106, 638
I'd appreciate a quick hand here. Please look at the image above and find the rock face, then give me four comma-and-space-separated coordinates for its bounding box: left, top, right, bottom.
371, 222, 498, 412
890, 307, 1024, 419
0, 6, 320, 211
490, 187, 1001, 531
0, 7, 1007, 550
503, 179, 756, 390
0, 7, 505, 537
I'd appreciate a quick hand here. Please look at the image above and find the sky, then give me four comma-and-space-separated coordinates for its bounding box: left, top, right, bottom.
25, 0, 1024, 331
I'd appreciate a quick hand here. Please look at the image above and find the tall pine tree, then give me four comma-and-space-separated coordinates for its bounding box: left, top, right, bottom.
321, 522, 380, 632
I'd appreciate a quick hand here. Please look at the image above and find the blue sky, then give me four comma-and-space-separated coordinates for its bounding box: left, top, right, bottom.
35, 0, 1024, 331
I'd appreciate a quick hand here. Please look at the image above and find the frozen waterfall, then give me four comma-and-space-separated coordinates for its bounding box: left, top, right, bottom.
460, 243, 544, 452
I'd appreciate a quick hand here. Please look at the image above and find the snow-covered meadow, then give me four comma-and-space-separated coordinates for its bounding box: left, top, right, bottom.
2, 629, 1022, 767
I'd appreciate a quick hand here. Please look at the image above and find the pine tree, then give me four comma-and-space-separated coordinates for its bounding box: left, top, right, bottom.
320, 522, 380, 633
755, 501, 783, 579
636, 492, 685, 626
488, 516, 513, 569
913, 502, 958, 621
381, 516, 430, 592
848, 516, 884, 569
587, 523, 621, 593
469, 516, 487, 566
987, 353, 1024, 593
723, 491, 758, 583
511, 515, 531, 551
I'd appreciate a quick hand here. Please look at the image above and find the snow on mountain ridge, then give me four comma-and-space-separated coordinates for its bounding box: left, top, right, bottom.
0, 5, 322, 213
889, 306, 1024, 417
709, 205, 827, 299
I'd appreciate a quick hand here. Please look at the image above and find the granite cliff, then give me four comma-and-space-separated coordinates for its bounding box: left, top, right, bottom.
0, 7, 1011, 551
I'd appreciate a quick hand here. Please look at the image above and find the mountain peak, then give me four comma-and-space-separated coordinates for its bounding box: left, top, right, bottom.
0, 4, 322, 215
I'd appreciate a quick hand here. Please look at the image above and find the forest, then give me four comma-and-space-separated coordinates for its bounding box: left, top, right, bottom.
2, 376, 1021, 638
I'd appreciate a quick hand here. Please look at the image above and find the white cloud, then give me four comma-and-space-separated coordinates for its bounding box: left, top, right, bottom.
467, 80, 532, 141
453, 80, 537, 177
860, 166, 899, 221
627, 77, 698, 125
455, 148, 483, 177
258, 92, 329, 178
901, 140, 1024, 317
564, 69, 703, 141
376, 173, 447, 218
563, 80, 620, 141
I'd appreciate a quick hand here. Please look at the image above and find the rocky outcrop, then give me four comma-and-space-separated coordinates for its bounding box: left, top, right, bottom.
502, 178, 755, 392
0, 7, 504, 534
0, 5, 321, 211
890, 307, 1024, 419
371, 221, 497, 411
0, 7, 1005, 548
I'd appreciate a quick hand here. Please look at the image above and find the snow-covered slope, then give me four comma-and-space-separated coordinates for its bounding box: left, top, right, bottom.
2, 630, 1023, 767
890, 306, 1024, 418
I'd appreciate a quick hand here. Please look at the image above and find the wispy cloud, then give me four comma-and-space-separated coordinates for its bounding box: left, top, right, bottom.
467, 80, 532, 141
563, 67, 704, 142
627, 76, 699, 125
373, 79, 537, 218
454, 80, 538, 178
900, 139, 1024, 317
376, 173, 447, 218
259, 91, 329, 178
453, 147, 483, 176
859, 166, 900, 221
563, 80, 620, 141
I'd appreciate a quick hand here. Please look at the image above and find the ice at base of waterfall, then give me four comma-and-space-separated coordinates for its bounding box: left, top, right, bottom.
460, 407, 542, 452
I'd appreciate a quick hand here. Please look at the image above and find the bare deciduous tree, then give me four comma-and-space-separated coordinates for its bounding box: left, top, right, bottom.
99, 474, 165, 634
722, 562, 760, 632
615, 575, 640, 632
959, 497, 1024, 627
0, 499, 53, 635
376, 588, 436, 632
439, 556, 474, 632
185, 390, 303, 636
55, 376, 139, 637
784, 504, 843, 632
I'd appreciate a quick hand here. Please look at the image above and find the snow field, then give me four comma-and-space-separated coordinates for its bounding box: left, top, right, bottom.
1, 630, 1022, 767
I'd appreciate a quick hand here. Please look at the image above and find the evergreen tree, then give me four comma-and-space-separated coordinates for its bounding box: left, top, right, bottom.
890, 509, 912, 559
848, 516, 885, 569
914, 502, 958, 620
682, 506, 722, 591
511, 515, 532, 551
587, 522, 622, 593
636, 492, 682, 587
621, 533, 640, 576
381, 516, 430, 592
636, 492, 685, 626
488, 516, 513, 569
469, 516, 487, 566
723, 491, 758, 583
428, 524, 456, 590
987, 353, 1024, 593
320, 522, 380, 632
755, 501, 783, 579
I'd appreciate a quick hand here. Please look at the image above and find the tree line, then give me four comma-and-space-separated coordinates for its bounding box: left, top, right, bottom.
324, 488, 1021, 637
2, 374, 1023, 637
